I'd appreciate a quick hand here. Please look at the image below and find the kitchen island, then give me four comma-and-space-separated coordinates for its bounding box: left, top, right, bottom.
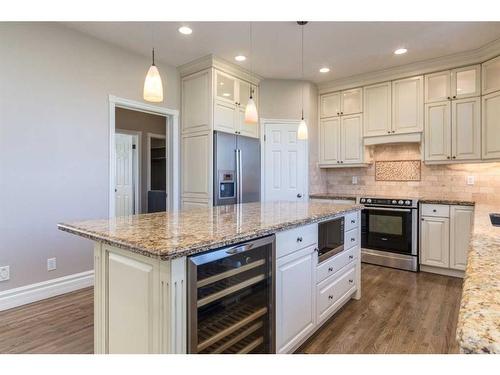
58, 200, 363, 354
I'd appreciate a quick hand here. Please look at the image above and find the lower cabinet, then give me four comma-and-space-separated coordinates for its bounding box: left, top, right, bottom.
420, 204, 474, 275
275, 213, 361, 353
275, 245, 317, 354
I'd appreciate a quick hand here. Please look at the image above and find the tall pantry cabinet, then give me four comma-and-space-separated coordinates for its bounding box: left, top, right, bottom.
179, 55, 261, 209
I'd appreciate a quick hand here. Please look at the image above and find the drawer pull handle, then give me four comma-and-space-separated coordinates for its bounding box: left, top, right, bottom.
328, 267, 333, 272
349, 255, 353, 260
297, 236, 303, 243
351, 238, 355, 242
349, 279, 354, 284
328, 295, 333, 300
351, 219, 356, 224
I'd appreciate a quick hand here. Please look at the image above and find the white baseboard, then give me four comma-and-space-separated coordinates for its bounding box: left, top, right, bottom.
0, 270, 94, 312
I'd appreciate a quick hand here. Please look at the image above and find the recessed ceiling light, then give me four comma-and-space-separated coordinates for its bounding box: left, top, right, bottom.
319, 67, 330, 73
178, 26, 192, 35
235, 55, 246, 62
394, 48, 408, 55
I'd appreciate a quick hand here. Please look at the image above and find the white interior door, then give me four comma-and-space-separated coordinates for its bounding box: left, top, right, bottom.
115, 133, 134, 216
264, 122, 307, 202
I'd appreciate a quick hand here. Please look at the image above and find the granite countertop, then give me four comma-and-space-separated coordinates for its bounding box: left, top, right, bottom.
419, 198, 476, 206
58, 201, 363, 260
309, 193, 357, 201
456, 203, 500, 354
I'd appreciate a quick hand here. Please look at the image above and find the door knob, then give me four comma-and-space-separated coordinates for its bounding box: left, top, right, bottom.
297, 193, 303, 198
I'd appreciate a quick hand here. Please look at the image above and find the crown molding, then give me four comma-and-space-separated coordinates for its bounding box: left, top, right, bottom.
177, 54, 263, 85
318, 37, 500, 94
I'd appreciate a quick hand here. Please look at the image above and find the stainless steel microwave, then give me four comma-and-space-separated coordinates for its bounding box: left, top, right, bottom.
318, 217, 345, 263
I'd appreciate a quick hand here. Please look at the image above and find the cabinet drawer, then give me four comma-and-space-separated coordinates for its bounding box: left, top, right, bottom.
344, 227, 359, 249
276, 223, 318, 259
344, 211, 359, 231
317, 264, 356, 323
421, 204, 450, 218
317, 246, 357, 284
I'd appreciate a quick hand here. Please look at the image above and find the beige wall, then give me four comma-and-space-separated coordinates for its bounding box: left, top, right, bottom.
0, 23, 180, 291
323, 143, 500, 205
116, 107, 166, 212
259, 79, 326, 194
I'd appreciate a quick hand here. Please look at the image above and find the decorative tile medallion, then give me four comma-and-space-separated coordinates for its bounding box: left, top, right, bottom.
375, 160, 421, 181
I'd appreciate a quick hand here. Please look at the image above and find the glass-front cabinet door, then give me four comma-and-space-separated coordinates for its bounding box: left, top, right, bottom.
238, 79, 253, 109
452, 65, 481, 100
425, 70, 451, 103
215, 70, 237, 104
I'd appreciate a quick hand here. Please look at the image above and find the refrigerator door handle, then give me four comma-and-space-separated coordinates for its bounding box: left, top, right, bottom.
238, 148, 243, 204
236, 148, 241, 204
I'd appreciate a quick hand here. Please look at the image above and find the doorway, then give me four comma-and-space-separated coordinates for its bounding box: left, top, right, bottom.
261, 119, 308, 202
108, 95, 180, 218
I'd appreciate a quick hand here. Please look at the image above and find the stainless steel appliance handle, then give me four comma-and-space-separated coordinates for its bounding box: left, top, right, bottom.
235, 149, 241, 204
238, 148, 242, 204
364, 207, 412, 213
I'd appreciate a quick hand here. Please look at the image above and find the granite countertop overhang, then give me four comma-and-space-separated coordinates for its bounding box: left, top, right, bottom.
456, 203, 500, 354
58, 201, 363, 260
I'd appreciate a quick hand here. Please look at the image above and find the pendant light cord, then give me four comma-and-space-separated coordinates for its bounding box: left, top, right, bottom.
301, 23, 304, 120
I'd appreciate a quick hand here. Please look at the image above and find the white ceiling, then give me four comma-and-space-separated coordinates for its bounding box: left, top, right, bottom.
64, 22, 500, 83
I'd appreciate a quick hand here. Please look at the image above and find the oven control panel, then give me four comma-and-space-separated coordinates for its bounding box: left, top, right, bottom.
359, 197, 417, 208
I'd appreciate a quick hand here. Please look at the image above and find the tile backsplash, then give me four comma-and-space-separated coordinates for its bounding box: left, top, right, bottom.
323, 144, 500, 204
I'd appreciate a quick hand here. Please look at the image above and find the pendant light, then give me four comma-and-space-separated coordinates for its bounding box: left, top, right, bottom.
143, 27, 164, 103
297, 21, 308, 140
244, 22, 259, 124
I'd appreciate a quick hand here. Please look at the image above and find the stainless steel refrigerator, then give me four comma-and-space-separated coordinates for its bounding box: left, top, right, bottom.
213, 131, 260, 206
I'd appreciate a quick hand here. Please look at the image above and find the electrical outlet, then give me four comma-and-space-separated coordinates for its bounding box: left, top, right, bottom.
47, 258, 57, 271
352, 176, 358, 185
467, 176, 475, 185
0, 266, 10, 281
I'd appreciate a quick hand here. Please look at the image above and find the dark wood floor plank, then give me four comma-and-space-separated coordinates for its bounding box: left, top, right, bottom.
0, 264, 462, 354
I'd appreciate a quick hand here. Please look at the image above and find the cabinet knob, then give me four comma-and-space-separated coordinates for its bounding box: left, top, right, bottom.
341, 112, 344, 115
297, 193, 303, 198
297, 236, 303, 243
387, 131, 391, 134
452, 156, 456, 159
447, 156, 451, 159
341, 161, 344, 164
328, 267, 333, 272
447, 96, 451, 99
392, 130, 395, 133
453, 96, 456, 99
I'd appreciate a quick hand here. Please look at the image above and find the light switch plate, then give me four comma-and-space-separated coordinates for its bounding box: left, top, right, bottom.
467, 176, 475, 185
352, 176, 358, 185
47, 258, 57, 271
0, 266, 10, 281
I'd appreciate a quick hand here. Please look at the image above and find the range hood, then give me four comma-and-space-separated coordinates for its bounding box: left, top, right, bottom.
364, 132, 421, 146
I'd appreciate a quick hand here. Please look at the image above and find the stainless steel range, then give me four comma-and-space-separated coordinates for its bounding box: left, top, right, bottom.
358, 197, 419, 272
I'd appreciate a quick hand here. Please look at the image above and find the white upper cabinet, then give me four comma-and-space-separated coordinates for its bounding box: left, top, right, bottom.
425, 71, 451, 103
453, 65, 481, 99
482, 55, 500, 95
452, 97, 481, 161
425, 65, 480, 103
341, 88, 362, 115
213, 69, 259, 138
341, 114, 363, 164
392, 76, 424, 134
215, 70, 237, 103
320, 88, 362, 118
424, 101, 451, 161
319, 117, 340, 165
320, 92, 341, 118
482, 90, 500, 160
363, 82, 392, 137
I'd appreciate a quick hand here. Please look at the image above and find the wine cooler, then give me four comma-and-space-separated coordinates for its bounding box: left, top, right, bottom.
187, 236, 275, 354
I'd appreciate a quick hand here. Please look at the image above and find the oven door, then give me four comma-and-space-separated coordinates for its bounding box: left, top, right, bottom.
361, 207, 414, 255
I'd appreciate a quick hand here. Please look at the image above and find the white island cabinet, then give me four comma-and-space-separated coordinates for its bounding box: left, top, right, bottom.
275, 211, 361, 354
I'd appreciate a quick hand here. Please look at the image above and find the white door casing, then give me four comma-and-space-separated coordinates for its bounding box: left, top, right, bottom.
115, 133, 134, 217
262, 120, 308, 202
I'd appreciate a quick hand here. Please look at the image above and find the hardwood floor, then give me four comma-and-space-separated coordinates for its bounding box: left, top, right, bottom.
299, 264, 463, 354
0, 287, 93, 354
0, 264, 463, 354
